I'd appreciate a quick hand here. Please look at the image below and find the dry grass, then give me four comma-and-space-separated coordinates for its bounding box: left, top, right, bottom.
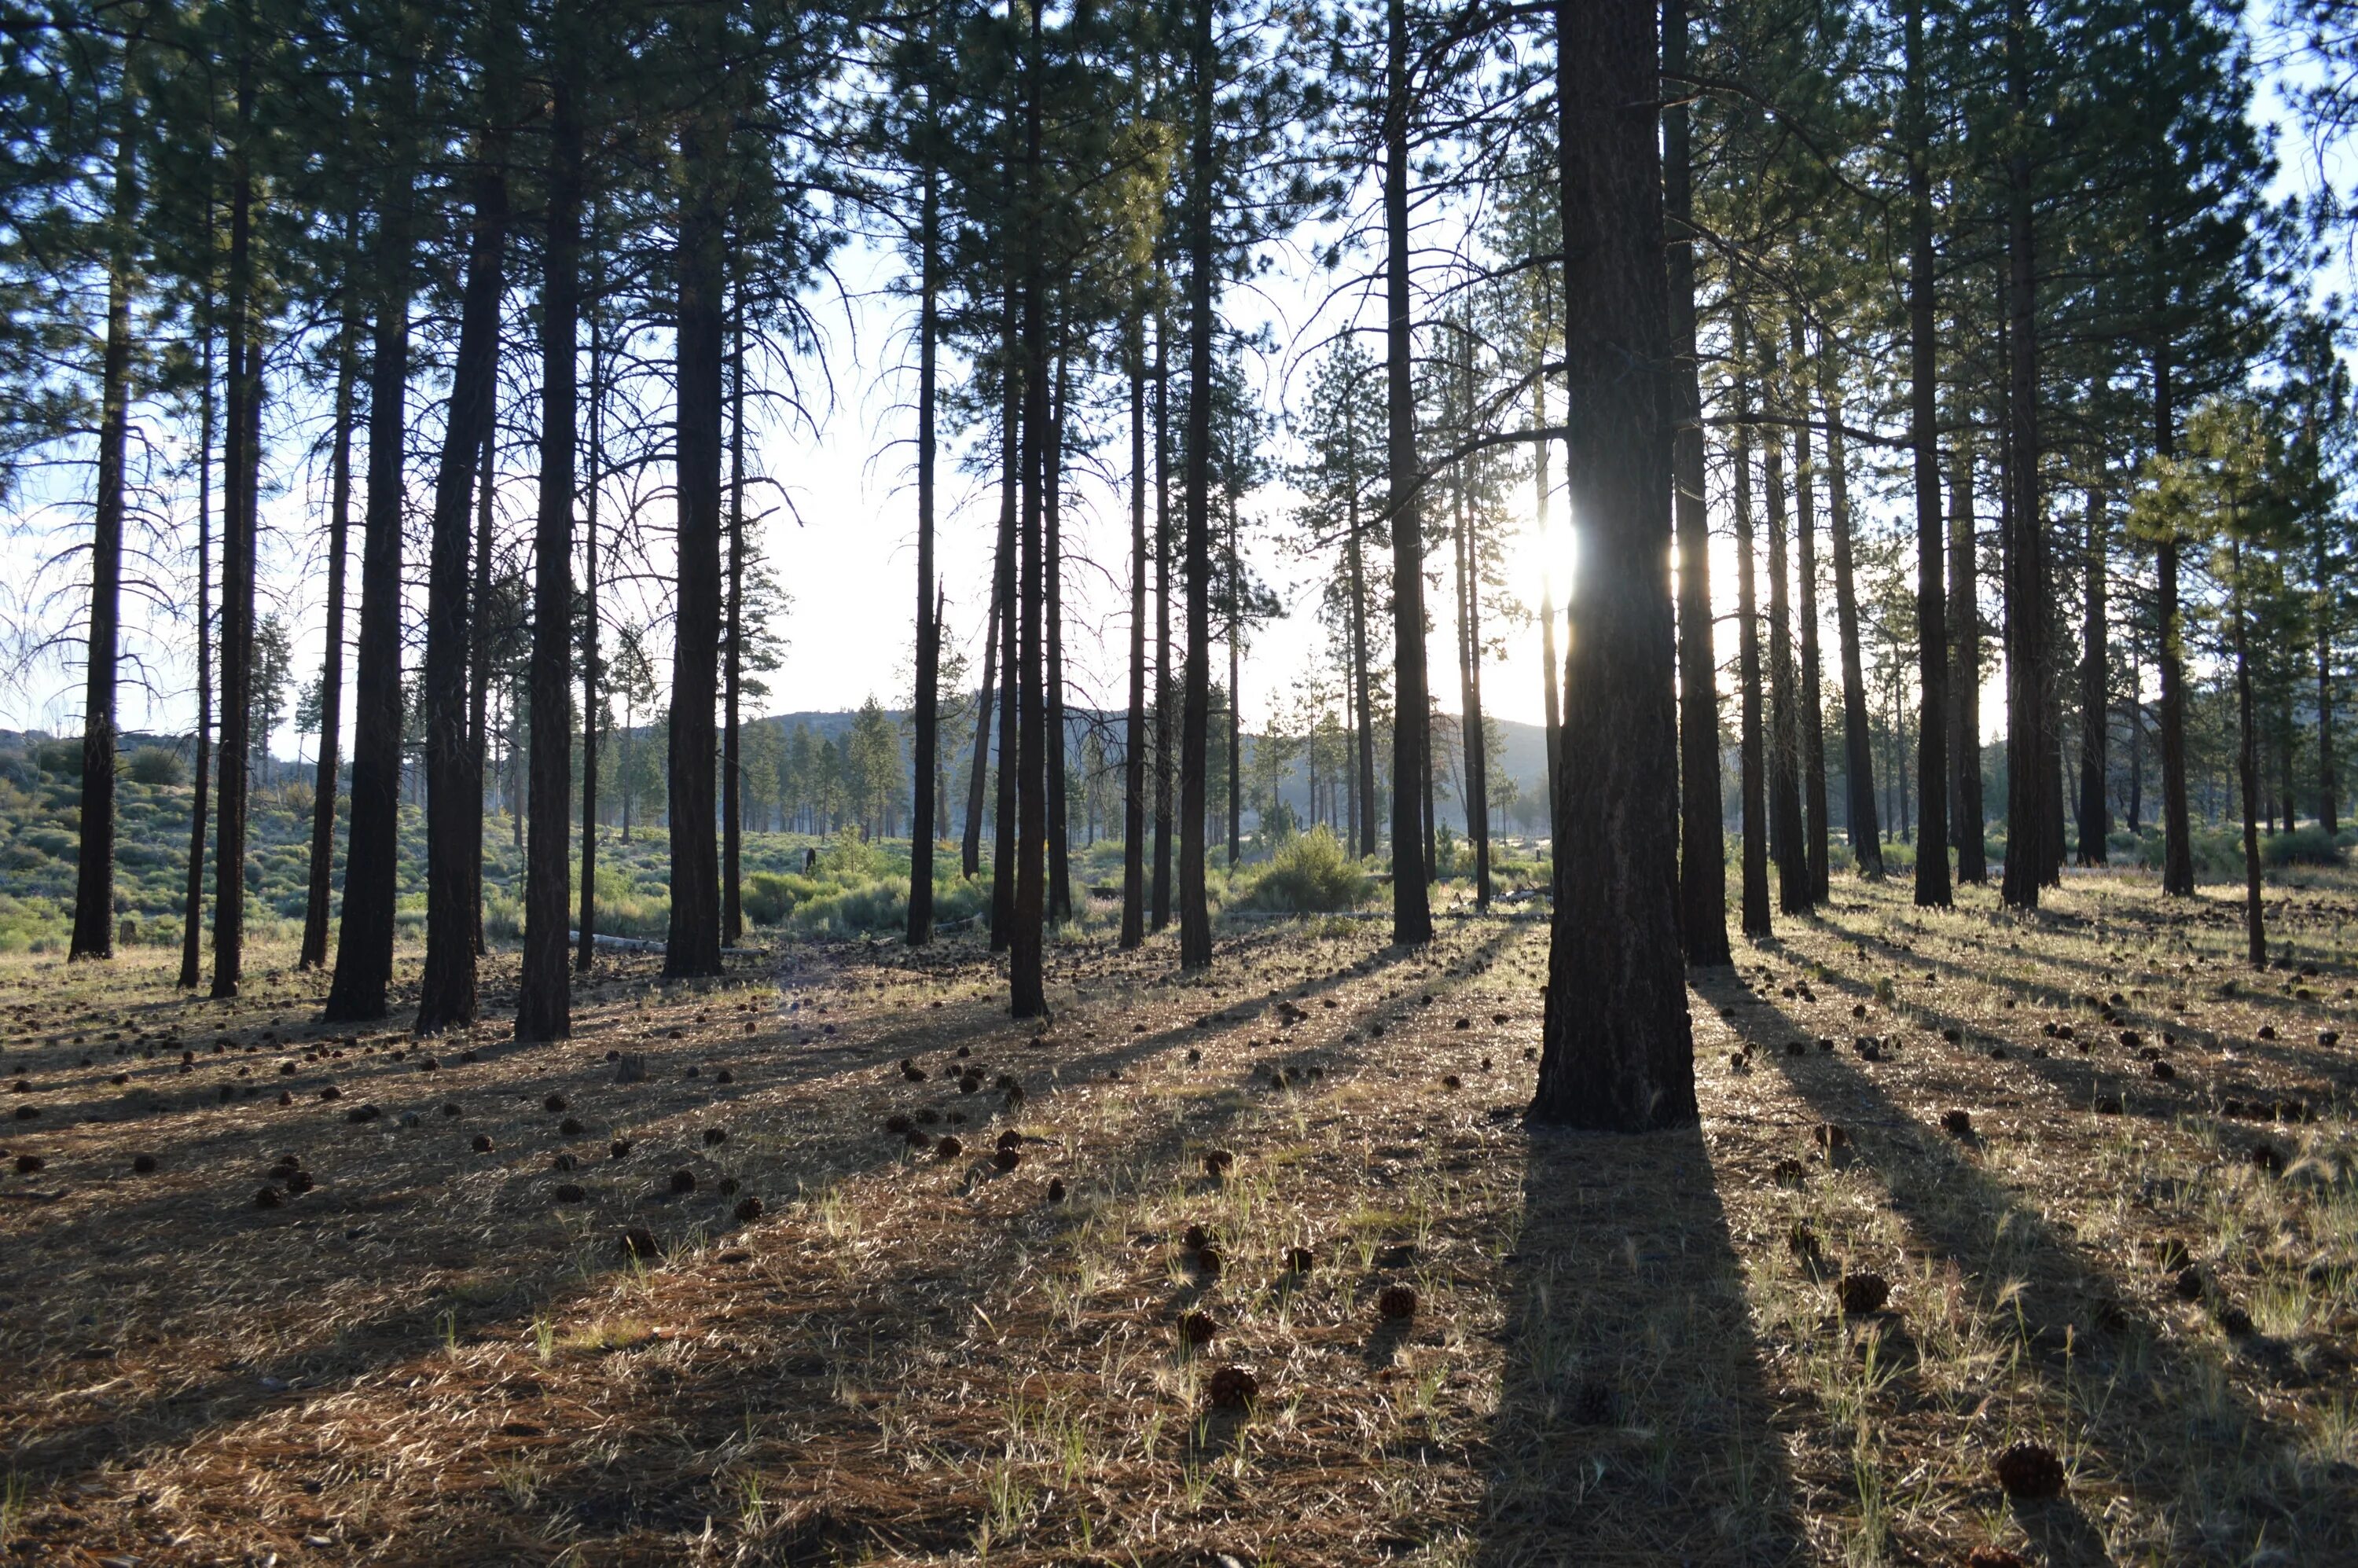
0, 870, 2351, 1565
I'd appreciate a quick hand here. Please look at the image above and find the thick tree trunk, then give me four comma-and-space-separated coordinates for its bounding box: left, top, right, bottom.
519, 55, 579, 1043
469, 424, 494, 955
1121, 324, 1148, 949
1948, 435, 1986, 882
300, 296, 359, 971
1453, 439, 1491, 909
1227, 490, 1241, 865
1177, 0, 1216, 972
1735, 406, 1769, 938
325, 140, 416, 1023
909, 164, 942, 946
178, 316, 214, 991
1904, 0, 1952, 907
419, 152, 508, 1033
2077, 484, 2109, 864
1821, 377, 1882, 870
211, 99, 259, 1001
2000, 9, 2048, 911
1533, 0, 1693, 1130
2322, 525, 2339, 835
1385, 0, 1433, 945
72, 114, 138, 964
1765, 438, 1808, 914
576, 277, 604, 972
664, 70, 726, 979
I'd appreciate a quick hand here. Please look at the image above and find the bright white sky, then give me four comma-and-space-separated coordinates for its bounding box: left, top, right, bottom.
0, 26, 2342, 765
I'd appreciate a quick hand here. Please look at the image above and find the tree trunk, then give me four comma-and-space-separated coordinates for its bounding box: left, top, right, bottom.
1348, 388, 1378, 858
1532, 0, 1693, 1130
1012, 0, 1049, 1015
1152, 309, 1174, 931
990, 314, 1019, 950
178, 303, 214, 990
1904, 0, 1952, 908
664, 57, 726, 979
2235, 536, 2264, 968
722, 296, 745, 948
300, 291, 359, 971
519, 49, 579, 1043
469, 417, 494, 955
1667, 0, 1728, 955
1121, 320, 1148, 949
419, 149, 508, 1034
1821, 375, 1882, 871
2000, 0, 2048, 911
1766, 435, 1808, 915
1045, 352, 1073, 921
1177, 0, 1216, 972
1226, 485, 1242, 864
1787, 322, 1829, 905
211, 82, 259, 1001
325, 116, 417, 1023
2321, 521, 2339, 835
1385, 0, 1433, 945
2076, 483, 2109, 864
909, 162, 941, 945
1948, 435, 1985, 881
1452, 417, 1491, 910
963, 530, 1001, 881
1735, 402, 1769, 939
576, 258, 604, 973
73, 95, 140, 963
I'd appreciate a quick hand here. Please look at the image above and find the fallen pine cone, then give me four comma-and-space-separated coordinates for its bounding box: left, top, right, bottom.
1284, 1245, 1316, 1273
1205, 1364, 1258, 1409
472, 1134, 494, 1152
1941, 1109, 1973, 1137
994, 1145, 1021, 1172
1993, 1440, 2066, 1500
619, 1226, 660, 1261
670, 1170, 696, 1194
935, 1135, 963, 1160
1378, 1283, 1419, 1320
703, 1127, 727, 1146
1181, 1310, 1218, 1347
733, 1196, 764, 1223
1046, 1177, 1067, 1203
553, 1183, 587, 1203
1838, 1271, 1890, 1315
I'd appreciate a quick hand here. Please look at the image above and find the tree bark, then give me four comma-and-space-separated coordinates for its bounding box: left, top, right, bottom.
1012, 0, 1049, 1015
325, 107, 417, 1023
1765, 435, 1808, 914
1177, 0, 1216, 972
963, 529, 1001, 882
1152, 309, 1174, 931
419, 148, 509, 1034
211, 69, 259, 1000
1385, 0, 1433, 945
722, 296, 745, 947
1948, 434, 1985, 882
1348, 380, 1378, 858
1787, 322, 1829, 905
73, 90, 140, 964
2321, 519, 2339, 835
300, 292, 359, 970
1045, 353, 1073, 921
1735, 402, 1769, 939
576, 255, 604, 973
1533, 0, 1694, 1130
1820, 373, 1882, 871
1226, 486, 1241, 866
909, 161, 941, 945
178, 299, 214, 990
2000, 0, 2048, 912
2076, 483, 2109, 864
2235, 536, 2264, 968
1667, 0, 1728, 957
1904, 0, 1952, 908
664, 51, 726, 979
519, 48, 580, 1043
1121, 319, 1148, 949
990, 312, 1019, 950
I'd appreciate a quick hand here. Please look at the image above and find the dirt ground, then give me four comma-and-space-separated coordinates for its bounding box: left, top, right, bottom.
2, 872, 2354, 1566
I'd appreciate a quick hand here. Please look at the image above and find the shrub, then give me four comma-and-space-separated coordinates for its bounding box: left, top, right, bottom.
127, 747, 187, 786
820, 824, 880, 879
2264, 826, 2344, 867
1244, 826, 1368, 913
33, 740, 81, 777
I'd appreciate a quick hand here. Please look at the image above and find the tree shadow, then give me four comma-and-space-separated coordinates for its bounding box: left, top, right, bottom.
1475, 1119, 1803, 1566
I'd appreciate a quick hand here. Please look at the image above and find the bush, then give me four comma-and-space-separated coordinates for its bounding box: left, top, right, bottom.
34, 740, 81, 777
820, 824, 880, 879
127, 747, 187, 786
2264, 826, 2345, 867
1244, 826, 1368, 913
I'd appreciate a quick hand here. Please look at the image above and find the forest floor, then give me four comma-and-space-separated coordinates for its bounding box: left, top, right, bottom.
2, 870, 2355, 1566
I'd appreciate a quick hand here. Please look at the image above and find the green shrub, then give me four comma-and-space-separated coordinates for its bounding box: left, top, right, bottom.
33, 740, 81, 777
2264, 826, 2345, 867
1243, 826, 1368, 913
820, 825, 880, 879
127, 747, 186, 786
